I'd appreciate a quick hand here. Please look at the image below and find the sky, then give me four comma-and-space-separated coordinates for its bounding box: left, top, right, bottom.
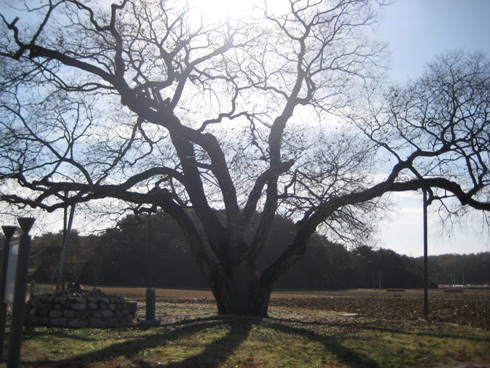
1, 0, 489, 257
373, 0, 490, 256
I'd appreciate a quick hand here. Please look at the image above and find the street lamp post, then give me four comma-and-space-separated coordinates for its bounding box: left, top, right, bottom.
423, 188, 429, 321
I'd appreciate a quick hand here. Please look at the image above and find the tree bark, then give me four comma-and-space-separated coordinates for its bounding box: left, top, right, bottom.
208, 261, 272, 316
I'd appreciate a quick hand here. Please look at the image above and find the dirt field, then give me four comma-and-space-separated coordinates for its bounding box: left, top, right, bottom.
91, 286, 490, 330
17, 286, 490, 367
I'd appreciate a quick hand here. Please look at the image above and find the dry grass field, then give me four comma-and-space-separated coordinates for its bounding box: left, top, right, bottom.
7, 286, 489, 367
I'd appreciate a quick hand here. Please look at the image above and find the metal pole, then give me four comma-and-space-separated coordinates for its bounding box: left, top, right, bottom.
0, 226, 17, 362
423, 189, 429, 321
57, 203, 75, 291
146, 213, 153, 288
7, 218, 35, 368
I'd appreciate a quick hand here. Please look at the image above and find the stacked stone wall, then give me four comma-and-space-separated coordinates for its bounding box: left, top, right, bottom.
25, 289, 134, 328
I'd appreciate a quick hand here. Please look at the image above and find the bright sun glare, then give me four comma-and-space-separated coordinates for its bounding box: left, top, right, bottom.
187, 0, 287, 24
188, 0, 256, 23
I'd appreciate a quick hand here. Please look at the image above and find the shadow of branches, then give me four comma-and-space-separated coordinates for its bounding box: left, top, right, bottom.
24, 314, 382, 368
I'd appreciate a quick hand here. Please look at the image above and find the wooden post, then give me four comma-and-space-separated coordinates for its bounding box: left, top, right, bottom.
0, 226, 17, 362
7, 218, 35, 368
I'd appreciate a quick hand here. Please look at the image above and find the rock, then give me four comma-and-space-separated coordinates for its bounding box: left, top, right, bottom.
25, 289, 134, 328
68, 319, 88, 328
50, 318, 67, 327
64, 310, 76, 319
101, 310, 113, 318
75, 311, 91, 320
28, 308, 38, 317
126, 302, 137, 315
114, 310, 124, 319
49, 310, 63, 318
89, 318, 108, 328
71, 303, 87, 311
92, 311, 102, 319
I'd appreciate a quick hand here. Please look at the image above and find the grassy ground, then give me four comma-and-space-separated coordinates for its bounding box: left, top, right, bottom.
3, 287, 490, 367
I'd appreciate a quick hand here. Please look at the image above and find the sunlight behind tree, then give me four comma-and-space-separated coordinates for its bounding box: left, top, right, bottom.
188, 0, 252, 22
187, 0, 285, 24
0, 0, 488, 317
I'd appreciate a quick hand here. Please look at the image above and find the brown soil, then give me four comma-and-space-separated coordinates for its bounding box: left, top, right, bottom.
270, 296, 490, 329
93, 287, 490, 330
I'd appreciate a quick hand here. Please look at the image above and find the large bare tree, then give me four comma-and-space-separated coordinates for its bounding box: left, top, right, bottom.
0, 0, 488, 315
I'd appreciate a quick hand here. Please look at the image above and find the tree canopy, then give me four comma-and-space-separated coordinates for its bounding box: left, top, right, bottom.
0, 0, 489, 315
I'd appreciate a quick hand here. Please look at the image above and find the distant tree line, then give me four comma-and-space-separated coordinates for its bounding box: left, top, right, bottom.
421, 253, 490, 287
25, 211, 490, 289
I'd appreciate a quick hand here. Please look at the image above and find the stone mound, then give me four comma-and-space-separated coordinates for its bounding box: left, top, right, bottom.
25, 288, 134, 328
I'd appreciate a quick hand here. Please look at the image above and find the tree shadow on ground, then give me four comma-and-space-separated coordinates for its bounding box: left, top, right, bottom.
24, 316, 251, 368
23, 327, 100, 343
260, 317, 379, 368
359, 320, 489, 343
24, 315, 379, 368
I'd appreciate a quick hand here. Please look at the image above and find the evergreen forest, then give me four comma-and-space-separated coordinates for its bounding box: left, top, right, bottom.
24, 212, 490, 290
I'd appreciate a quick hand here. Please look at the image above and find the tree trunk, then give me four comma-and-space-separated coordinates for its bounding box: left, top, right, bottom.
208, 262, 272, 317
